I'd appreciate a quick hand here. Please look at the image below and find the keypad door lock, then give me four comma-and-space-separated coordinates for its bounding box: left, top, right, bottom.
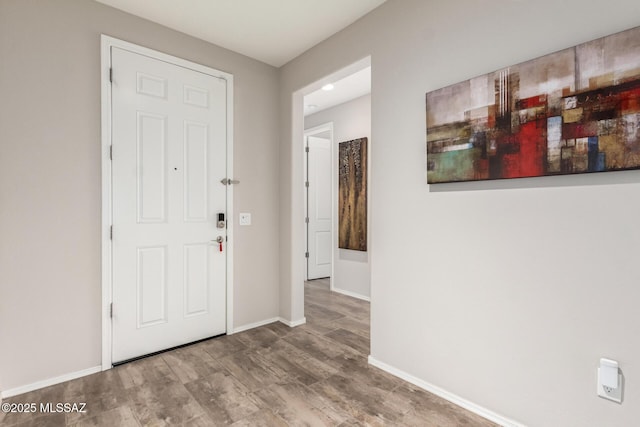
217, 212, 225, 229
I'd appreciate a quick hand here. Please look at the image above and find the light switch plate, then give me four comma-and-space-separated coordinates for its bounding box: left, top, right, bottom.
239, 213, 251, 226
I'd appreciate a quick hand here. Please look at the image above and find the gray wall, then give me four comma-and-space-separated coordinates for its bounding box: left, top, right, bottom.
4, 0, 640, 423
0, 0, 280, 393
280, 0, 640, 425
305, 94, 371, 299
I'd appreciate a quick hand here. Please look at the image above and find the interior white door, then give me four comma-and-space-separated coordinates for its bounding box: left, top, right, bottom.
111, 47, 227, 363
307, 136, 332, 279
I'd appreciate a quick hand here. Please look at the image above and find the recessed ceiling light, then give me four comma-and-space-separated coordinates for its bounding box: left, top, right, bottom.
305, 104, 318, 110
322, 83, 334, 91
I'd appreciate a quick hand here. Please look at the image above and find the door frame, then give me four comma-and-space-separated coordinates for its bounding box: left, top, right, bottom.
289, 57, 371, 323
100, 35, 234, 370
303, 123, 334, 282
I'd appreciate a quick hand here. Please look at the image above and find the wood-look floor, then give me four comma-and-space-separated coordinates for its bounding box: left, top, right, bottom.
0, 279, 497, 426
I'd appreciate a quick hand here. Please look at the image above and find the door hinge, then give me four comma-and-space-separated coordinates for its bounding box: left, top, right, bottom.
305, 181, 309, 188
305, 252, 309, 258
110, 225, 113, 240
305, 146, 309, 153
305, 217, 309, 223
110, 303, 113, 318
109, 145, 113, 160
109, 67, 113, 83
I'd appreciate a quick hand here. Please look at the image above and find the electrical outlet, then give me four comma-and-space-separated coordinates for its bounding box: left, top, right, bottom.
597, 368, 623, 403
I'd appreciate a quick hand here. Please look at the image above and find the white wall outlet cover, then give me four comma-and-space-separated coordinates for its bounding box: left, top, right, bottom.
239, 212, 251, 226
597, 368, 623, 404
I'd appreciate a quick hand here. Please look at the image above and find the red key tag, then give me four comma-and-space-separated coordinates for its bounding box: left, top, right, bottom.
213, 236, 224, 252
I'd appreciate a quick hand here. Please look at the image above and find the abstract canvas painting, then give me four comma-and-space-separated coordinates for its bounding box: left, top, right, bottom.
338, 137, 367, 251
426, 26, 640, 183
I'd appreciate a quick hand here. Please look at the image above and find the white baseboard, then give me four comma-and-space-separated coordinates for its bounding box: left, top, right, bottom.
331, 286, 370, 302
232, 317, 280, 334
367, 356, 525, 427
278, 317, 306, 327
232, 316, 307, 332
1, 365, 102, 399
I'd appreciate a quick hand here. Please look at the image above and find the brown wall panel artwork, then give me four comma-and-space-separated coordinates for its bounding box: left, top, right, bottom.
426, 25, 640, 183
338, 137, 367, 251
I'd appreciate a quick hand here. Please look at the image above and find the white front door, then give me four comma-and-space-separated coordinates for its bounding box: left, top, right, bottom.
307, 136, 332, 279
111, 47, 227, 363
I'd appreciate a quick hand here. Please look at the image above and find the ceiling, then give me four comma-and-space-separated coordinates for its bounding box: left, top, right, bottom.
304, 66, 371, 116
95, 0, 387, 67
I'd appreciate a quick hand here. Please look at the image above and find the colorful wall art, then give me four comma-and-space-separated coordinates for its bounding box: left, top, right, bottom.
338, 137, 367, 251
426, 26, 640, 183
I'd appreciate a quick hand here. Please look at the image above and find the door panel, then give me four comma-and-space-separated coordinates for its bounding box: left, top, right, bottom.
184, 121, 209, 222
307, 136, 332, 279
137, 73, 167, 99
315, 231, 332, 265
137, 112, 167, 223
183, 243, 210, 317
137, 246, 168, 327
111, 47, 227, 363
184, 85, 209, 108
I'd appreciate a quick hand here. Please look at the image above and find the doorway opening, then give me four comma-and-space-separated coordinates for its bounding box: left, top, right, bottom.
297, 59, 372, 315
